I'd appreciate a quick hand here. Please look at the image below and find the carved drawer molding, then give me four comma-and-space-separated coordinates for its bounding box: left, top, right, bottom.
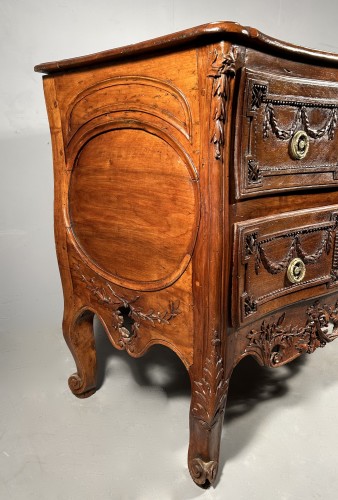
236, 70, 338, 198
233, 206, 338, 325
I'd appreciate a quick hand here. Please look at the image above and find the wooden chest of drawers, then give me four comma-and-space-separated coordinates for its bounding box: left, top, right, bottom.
35, 22, 338, 487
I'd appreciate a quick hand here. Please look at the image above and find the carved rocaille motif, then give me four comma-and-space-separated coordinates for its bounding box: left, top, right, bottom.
74, 263, 180, 351
191, 331, 229, 430
246, 300, 338, 367
190, 458, 218, 485
209, 45, 237, 161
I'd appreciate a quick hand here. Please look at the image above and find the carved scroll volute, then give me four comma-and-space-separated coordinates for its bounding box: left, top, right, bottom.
209, 44, 237, 162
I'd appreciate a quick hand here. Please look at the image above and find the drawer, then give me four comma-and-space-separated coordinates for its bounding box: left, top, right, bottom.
235, 69, 338, 199
232, 206, 338, 327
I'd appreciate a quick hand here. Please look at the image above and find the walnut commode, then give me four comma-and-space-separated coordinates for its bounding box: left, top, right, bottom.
35, 22, 338, 487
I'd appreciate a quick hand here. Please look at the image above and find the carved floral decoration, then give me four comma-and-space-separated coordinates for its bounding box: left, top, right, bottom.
74, 263, 180, 352
209, 45, 237, 161
246, 300, 338, 367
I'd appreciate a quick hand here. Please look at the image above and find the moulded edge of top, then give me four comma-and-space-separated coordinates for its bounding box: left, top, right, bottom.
34, 21, 338, 74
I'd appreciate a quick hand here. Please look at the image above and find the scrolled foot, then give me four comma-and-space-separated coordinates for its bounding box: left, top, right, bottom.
189, 457, 218, 486
68, 373, 96, 399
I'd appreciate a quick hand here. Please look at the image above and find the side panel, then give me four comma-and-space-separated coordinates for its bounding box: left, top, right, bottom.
44, 48, 202, 367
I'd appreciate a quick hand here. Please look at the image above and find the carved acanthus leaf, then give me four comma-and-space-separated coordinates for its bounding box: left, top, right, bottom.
192, 331, 228, 430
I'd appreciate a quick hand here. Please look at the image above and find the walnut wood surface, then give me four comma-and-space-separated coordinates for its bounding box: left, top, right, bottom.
37, 23, 338, 488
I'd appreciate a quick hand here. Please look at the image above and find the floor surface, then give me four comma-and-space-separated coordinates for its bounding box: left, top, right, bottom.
1, 312, 338, 499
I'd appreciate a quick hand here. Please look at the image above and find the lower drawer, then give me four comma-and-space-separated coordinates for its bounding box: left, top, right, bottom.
232, 205, 338, 327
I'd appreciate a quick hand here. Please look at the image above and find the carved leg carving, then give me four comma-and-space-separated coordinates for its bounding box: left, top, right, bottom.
188, 332, 229, 486
63, 308, 97, 398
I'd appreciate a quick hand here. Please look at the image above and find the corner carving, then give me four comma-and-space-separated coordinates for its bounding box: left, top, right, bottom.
74, 263, 180, 352
209, 45, 237, 161
248, 159, 262, 184
191, 331, 229, 430
246, 300, 338, 367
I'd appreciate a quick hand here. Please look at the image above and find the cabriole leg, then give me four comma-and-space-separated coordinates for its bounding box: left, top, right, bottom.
63, 308, 97, 398
188, 333, 229, 486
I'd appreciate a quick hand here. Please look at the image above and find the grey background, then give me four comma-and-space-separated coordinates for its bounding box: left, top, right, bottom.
1, 1, 338, 498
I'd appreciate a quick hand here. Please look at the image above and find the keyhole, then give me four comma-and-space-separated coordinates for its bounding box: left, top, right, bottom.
118, 306, 135, 338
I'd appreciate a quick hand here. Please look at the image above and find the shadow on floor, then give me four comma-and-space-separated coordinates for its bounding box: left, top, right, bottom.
94, 318, 191, 397
94, 317, 307, 418
94, 317, 310, 484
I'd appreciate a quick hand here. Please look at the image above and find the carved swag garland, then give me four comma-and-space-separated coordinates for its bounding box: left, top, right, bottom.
245, 225, 335, 277
243, 217, 338, 317
74, 263, 180, 352
247, 83, 338, 184
246, 299, 338, 367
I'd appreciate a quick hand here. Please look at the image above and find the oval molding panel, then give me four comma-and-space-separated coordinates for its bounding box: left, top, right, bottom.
68, 125, 199, 290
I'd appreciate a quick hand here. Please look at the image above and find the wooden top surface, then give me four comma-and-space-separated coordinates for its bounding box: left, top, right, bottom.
34, 21, 338, 74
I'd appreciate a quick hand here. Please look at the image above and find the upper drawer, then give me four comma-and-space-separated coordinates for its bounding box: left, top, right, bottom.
232, 205, 338, 327
234, 69, 338, 199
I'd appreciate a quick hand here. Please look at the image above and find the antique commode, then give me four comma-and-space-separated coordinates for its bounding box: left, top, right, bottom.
35, 22, 338, 486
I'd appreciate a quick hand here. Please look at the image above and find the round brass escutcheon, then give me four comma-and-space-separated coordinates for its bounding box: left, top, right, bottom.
287, 257, 306, 284
289, 130, 309, 160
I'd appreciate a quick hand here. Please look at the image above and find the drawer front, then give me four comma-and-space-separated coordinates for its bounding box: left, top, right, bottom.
232, 206, 338, 327
235, 69, 338, 198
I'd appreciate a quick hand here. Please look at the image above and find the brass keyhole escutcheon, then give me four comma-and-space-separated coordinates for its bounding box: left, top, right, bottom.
289, 130, 309, 160
287, 257, 306, 284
